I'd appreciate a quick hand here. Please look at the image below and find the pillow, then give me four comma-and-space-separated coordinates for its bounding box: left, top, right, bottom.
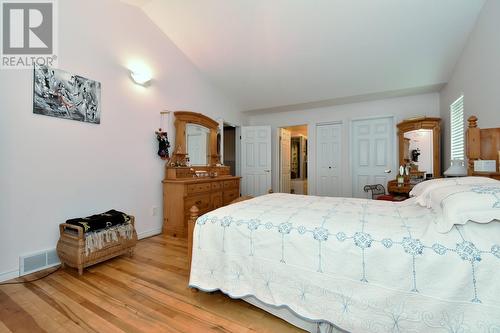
410, 176, 499, 208
428, 183, 500, 233
410, 178, 448, 198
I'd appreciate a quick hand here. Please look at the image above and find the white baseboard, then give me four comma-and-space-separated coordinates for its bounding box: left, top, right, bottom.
0, 269, 19, 283
137, 227, 162, 240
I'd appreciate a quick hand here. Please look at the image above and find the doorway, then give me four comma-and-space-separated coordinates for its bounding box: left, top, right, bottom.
223, 124, 237, 176
279, 125, 308, 195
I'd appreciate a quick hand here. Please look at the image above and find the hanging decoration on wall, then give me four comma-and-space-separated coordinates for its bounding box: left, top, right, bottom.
33, 65, 101, 124
155, 111, 171, 160
156, 131, 170, 160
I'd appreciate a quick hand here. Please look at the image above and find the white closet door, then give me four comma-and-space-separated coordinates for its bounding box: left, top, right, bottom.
279, 128, 291, 193
316, 123, 342, 197
241, 126, 272, 196
351, 117, 394, 198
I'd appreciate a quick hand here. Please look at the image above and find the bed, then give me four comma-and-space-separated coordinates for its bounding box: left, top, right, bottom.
187, 116, 500, 333
189, 191, 500, 332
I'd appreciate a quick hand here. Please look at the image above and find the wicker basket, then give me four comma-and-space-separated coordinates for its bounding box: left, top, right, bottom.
56, 216, 138, 275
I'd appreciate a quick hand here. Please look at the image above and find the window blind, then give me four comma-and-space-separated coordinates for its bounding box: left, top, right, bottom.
450, 95, 464, 160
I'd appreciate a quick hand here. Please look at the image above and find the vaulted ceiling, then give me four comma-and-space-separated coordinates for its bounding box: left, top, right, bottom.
123, 0, 485, 112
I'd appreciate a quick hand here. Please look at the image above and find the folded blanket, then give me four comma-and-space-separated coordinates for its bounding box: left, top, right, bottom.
66, 209, 131, 233
84, 223, 135, 256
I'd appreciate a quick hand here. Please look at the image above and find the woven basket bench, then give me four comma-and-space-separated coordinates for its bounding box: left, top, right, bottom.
57, 216, 138, 275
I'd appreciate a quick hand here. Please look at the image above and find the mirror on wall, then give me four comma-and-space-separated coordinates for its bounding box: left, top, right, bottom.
403, 129, 433, 176
173, 112, 220, 166
186, 123, 210, 165
397, 117, 441, 179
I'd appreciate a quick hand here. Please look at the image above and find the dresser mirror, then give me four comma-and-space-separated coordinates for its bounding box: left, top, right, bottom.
403, 129, 433, 177
173, 111, 220, 166
397, 117, 441, 179
186, 123, 211, 165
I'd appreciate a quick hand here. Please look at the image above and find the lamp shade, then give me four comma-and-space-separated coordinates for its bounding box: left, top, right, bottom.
443, 159, 467, 177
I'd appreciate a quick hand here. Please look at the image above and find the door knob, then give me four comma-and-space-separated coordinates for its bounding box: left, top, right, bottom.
264, 170, 271, 172
384, 169, 392, 173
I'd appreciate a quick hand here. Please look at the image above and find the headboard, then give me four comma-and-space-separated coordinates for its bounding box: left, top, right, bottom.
466, 115, 500, 178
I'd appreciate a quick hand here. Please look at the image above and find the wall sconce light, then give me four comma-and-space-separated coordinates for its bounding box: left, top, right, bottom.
130, 69, 152, 86
128, 61, 152, 86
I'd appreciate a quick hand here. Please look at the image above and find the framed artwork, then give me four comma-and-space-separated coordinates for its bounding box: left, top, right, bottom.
33, 65, 101, 124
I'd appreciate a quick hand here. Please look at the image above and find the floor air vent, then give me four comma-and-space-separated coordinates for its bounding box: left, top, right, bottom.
19, 249, 60, 276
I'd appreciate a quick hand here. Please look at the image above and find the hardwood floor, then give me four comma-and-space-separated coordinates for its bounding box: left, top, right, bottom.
0, 235, 304, 333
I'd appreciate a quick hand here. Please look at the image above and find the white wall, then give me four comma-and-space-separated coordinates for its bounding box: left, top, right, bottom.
0, 0, 241, 280
440, 0, 500, 170
247, 93, 440, 197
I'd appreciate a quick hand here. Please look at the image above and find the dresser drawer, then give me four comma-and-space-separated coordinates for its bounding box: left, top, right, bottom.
187, 182, 211, 194
185, 194, 211, 213
211, 182, 222, 190
223, 179, 239, 189
223, 189, 239, 205
211, 192, 223, 209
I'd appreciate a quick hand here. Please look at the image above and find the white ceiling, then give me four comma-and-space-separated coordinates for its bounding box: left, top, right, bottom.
126, 0, 485, 112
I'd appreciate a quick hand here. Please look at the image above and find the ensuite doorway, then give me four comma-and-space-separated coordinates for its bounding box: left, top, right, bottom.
223, 123, 237, 176
279, 125, 308, 195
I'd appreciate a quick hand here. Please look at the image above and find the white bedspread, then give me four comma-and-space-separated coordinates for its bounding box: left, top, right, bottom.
189, 193, 500, 333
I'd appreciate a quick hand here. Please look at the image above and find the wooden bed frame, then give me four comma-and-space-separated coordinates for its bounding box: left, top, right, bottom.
466, 115, 500, 179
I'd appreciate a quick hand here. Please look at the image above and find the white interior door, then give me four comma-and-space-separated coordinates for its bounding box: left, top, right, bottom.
279, 128, 291, 193
241, 126, 272, 196
316, 123, 342, 197
351, 117, 394, 198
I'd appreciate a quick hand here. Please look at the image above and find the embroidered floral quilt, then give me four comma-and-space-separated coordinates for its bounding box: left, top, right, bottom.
189, 193, 500, 333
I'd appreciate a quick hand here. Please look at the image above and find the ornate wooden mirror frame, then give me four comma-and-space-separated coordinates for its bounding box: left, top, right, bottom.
173, 111, 219, 166
397, 117, 441, 177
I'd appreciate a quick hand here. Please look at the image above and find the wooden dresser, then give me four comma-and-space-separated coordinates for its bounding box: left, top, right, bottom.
162, 111, 241, 238
163, 172, 241, 237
